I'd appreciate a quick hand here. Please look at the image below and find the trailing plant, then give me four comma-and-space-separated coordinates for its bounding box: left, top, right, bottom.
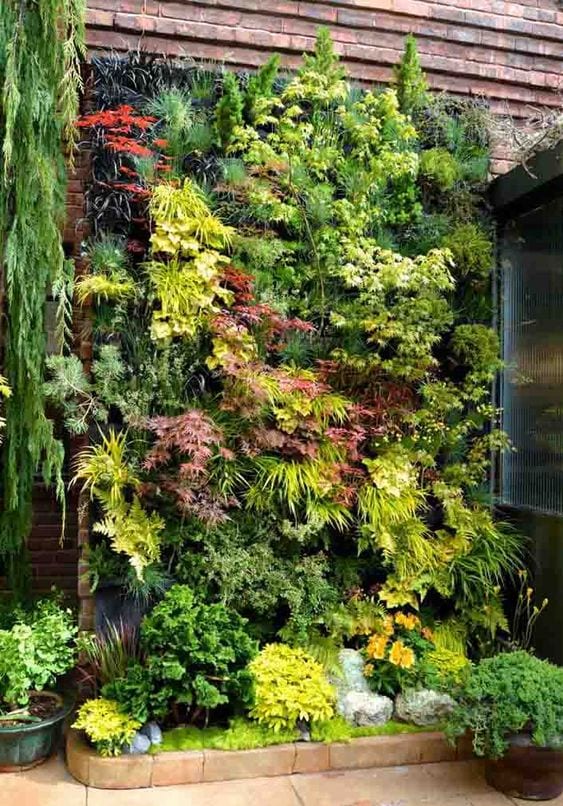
446, 651, 563, 758
73, 698, 141, 756
0, 0, 85, 583
249, 643, 336, 731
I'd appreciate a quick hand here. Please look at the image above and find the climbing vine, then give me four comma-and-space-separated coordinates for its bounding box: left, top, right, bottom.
0, 0, 85, 585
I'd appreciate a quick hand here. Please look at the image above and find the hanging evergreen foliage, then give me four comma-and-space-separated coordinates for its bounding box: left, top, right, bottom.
0, 0, 85, 585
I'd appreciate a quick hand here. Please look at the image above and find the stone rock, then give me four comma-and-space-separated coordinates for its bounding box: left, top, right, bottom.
336, 648, 370, 694
394, 689, 456, 726
123, 732, 151, 754
296, 717, 311, 742
140, 721, 163, 745
337, 691, 394, 727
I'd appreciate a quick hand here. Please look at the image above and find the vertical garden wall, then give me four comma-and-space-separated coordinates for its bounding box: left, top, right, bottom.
43, 32, 524, 674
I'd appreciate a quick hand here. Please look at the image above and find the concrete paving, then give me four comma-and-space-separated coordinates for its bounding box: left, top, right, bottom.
1, 754, 562, 806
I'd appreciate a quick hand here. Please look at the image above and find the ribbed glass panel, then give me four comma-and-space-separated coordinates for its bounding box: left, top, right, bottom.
501, 198, 563, 514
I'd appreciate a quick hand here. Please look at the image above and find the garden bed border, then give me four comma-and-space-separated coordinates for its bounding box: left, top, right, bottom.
66, 728, 473, 789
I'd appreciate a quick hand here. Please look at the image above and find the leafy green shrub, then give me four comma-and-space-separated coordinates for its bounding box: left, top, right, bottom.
101, 661, 153, 724
446, 651, 563, 758
138, 585, 256, 718
249, 644, 335, 731
419, 148, 459, 190
442, 223, 492, 280
73, 698, 141, 757
0, 599, 76, 708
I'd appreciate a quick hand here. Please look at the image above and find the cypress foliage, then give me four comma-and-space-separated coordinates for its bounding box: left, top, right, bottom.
393, 34, 428, 116
214, 71, 244, 149
0, 0, 85, 589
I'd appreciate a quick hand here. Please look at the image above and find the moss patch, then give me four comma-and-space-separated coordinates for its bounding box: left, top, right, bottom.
154, 717, 441, 753
153, 718, 299, 753
311, 717, 441, 744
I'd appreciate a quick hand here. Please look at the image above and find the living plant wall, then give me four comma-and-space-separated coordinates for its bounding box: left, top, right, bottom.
49, 32, 519, 680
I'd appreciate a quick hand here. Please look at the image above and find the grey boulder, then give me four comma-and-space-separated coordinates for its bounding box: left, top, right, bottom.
123, 731, 152, 755
335, 648, 371, 694
394, 689, 456, 726
140, 721, 163, 745
337, 691, 393, 727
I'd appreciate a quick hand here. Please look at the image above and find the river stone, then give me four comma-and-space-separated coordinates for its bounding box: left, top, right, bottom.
123, 732, 151, 754
394, 689, 456, 726
338, 690, 394, 727
336, 648, 371, 693
140, 721, 163, 745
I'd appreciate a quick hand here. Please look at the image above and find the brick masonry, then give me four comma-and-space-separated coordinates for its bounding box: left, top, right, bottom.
29, 1, 559, 603
85, 0, 563, 120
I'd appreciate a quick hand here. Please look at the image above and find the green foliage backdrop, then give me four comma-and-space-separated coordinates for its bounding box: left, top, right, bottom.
52, 32, 518, 660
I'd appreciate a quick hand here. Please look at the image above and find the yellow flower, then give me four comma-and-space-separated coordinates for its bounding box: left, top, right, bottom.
366, 634, 389, 660
388, 640, 416, 669
364, 662, 374, 678
382, 616, 395, 636
394, 612, 420, 631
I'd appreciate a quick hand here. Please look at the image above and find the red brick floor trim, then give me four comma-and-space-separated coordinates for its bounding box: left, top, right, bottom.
66, 728, 473, 790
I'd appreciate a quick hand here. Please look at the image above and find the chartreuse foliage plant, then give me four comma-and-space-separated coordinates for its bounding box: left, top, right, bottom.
249, 644, 335, 731
446, 651, 563, 759
73, 698, 141, 757
63, 28, 514, 736
0, 0, 85, 586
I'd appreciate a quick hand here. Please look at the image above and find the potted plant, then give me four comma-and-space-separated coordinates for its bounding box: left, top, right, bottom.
0, 598, 77, 769
446, 651, 563, 800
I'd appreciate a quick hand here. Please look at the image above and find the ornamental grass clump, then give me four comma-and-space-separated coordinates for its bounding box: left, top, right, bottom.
249, 644, 335, 731
446, 651, 563, 759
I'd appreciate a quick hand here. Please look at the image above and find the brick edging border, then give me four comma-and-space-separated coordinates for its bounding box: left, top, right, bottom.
66, 728, 473, 789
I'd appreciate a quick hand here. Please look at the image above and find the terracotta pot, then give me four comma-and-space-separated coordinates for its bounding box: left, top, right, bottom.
485, 734, 563, 801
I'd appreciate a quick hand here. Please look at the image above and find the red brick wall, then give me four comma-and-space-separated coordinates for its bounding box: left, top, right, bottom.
20, 151, 91, 604
85, 0, 562, 120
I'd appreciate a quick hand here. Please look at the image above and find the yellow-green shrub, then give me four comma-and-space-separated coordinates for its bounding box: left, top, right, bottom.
73, 698, 141, 757
426, 647, 470, 687
249, 644, 335, 731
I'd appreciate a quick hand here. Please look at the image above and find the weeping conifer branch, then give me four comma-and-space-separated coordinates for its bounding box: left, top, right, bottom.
0, 0, 85, 587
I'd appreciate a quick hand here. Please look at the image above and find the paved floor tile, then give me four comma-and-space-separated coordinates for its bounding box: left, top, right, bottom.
1, 753, 562, 806
87, 775, 300, 806
291, 761, 503, 806
0, 754, 86, 806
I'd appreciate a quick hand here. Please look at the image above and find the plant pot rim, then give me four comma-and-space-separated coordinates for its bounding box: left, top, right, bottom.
0, 691, 74, 734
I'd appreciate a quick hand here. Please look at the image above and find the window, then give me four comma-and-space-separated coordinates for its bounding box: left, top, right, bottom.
500, 196, 563, 514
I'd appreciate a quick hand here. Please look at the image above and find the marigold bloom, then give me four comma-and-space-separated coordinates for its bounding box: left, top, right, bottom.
366, 633, 388, 660
382, 616, 395, 636
394, 612, 420, 631
388, 640, 415, 669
